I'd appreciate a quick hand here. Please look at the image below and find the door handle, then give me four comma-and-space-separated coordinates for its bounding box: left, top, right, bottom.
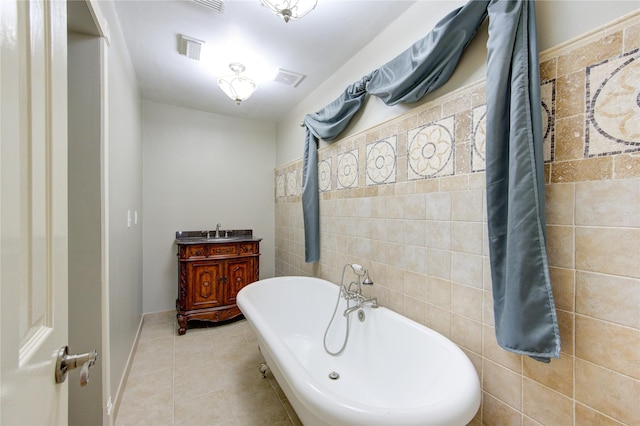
55, 346, 98, 387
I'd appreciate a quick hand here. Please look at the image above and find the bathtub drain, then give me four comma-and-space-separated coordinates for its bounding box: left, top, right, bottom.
328, 371, 340, 380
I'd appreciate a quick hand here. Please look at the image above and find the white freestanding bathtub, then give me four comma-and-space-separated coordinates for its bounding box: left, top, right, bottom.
237, 276, 481, 425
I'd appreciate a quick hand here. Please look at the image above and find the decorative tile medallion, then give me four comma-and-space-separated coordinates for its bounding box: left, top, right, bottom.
585, 49, 640, 157
366, 136, 397, 185
408, 116, 455, 180
541, 79, 556, 162
337, 149, 359, 190
318, 158, 332, 192
286, 170, 298, 196
472, 105, 487, 172
276, 174, 286, 198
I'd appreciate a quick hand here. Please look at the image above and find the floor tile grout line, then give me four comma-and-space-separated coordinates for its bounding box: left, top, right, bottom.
118, 319, 296, 426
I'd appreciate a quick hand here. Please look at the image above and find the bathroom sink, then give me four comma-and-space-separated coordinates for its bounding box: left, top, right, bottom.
203, 236, 245, 242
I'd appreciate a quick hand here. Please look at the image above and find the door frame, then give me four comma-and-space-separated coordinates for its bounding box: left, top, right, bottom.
85, 1, 113, 423
78, 1, 113, 424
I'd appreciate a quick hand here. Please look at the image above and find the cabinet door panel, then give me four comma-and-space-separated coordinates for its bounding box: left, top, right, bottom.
225, 258, 252, 305
190, 261, 224, 309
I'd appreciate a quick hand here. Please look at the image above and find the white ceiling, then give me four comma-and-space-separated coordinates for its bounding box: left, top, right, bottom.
111, 0, 416, 123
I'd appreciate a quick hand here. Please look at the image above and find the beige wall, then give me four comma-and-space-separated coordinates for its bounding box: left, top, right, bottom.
274, 12, 640, 426
142, 101, 276, 314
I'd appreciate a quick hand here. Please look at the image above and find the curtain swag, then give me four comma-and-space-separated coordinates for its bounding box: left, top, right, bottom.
301, 0, 560, 361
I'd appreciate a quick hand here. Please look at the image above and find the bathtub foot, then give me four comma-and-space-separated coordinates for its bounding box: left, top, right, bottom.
259, 362, 269, 378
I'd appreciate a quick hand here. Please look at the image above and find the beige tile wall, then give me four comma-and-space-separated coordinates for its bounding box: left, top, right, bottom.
274, 12, 640, 426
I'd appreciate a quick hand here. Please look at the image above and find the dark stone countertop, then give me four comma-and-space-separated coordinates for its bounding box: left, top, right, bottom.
174, 229, 261, 244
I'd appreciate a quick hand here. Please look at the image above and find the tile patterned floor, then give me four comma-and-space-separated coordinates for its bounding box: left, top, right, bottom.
115, 314, 301, 426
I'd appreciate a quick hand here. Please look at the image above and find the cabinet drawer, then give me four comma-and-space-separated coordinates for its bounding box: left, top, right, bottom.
184, 245, 207, 258
209, 244, 237, 256
239, 242, 258, 255
183, 244, 240, 258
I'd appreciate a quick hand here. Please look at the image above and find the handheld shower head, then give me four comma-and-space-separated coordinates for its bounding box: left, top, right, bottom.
350, 263, 364, 274
348, 263, 372, 283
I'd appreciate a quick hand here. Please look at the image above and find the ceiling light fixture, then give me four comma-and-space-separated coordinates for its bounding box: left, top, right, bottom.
259, 0, 318, 23
217, 63, 257, 105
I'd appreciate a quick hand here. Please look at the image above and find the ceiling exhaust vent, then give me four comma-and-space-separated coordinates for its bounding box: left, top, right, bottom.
274, 68, 306, 87
190, 0, 225, 13
178, 35, 205, 60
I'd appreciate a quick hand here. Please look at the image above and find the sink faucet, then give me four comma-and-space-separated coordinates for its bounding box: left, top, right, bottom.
215, 223, 221, 238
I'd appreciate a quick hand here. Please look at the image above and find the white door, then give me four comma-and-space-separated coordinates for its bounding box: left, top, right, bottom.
1, 0, 70, 424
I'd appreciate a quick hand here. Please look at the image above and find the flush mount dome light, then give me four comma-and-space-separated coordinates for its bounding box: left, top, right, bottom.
217, 63, 257, 105
259, 0, 318, 23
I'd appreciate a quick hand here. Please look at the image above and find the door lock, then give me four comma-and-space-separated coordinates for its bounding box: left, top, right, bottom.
55, 346, 98, 386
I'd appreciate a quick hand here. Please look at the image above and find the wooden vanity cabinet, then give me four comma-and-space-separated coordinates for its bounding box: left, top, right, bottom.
175, 239, 260, 335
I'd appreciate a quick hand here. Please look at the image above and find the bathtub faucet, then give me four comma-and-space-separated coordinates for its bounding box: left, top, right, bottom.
325, 264, 377, 355
341, 263, 378, 317
343, 296, 378, 317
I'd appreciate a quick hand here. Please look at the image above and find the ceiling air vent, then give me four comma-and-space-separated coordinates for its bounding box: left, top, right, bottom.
274, 68, 306, 87
190, 0, 225, 13
178, 35, 205, 60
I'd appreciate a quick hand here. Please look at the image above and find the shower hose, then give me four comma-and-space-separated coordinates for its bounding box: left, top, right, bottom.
323, 264, 356, 356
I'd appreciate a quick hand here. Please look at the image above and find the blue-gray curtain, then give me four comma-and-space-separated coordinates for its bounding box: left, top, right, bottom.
301, 0, 560, 361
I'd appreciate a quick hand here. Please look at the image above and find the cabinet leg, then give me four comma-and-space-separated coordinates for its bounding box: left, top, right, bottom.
177, 313, 187, 335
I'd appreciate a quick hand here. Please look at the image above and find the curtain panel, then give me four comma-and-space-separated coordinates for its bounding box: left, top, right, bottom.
301, 0, 560, 361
